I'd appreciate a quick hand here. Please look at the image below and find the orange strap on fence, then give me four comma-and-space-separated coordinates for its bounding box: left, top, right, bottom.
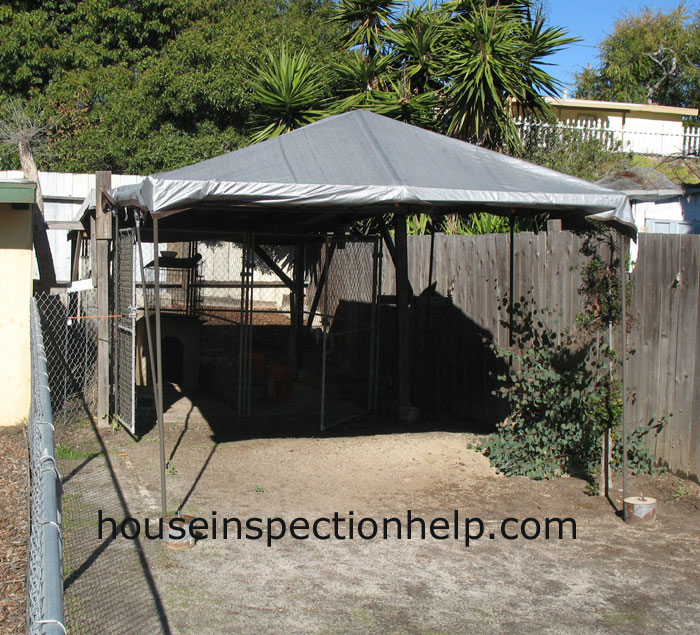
67, 315, 123, 320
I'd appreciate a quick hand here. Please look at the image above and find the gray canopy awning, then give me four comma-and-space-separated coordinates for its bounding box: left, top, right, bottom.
109, 110, 635, 236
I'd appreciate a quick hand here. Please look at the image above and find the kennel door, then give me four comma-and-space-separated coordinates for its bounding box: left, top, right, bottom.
115, 228, 136, 434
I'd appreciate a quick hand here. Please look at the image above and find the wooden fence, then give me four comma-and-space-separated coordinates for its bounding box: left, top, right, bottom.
381, 230, 700, 480
628, 234, 700, 480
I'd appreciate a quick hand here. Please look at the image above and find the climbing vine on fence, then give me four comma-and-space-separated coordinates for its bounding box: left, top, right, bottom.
476, 226, 664, 481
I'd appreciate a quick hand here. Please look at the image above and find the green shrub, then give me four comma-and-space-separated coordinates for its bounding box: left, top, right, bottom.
477, 228, 664, 481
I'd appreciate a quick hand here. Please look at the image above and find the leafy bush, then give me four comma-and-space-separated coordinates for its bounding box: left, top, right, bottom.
476, 228, 665, 481
478, 302, 663, 479
479, 303, 614, 479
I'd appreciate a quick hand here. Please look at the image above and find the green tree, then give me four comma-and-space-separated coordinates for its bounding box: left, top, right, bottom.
0, 0, 345, 173
573, 4, 700, 106
332, 0, 406, 61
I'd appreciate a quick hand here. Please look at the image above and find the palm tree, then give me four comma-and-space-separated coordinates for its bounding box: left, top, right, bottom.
332, 0, 406, 61
385, 3, 448, 94
248, 46, 326, 143
438, 1, 576, 151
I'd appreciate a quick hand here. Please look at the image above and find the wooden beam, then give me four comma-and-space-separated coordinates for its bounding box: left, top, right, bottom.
379, 219, 396, 265
95, 171, 112, 240
380, 217, 413, 299
96, 170, 112, 426
71, 233, 83, 282
395, 216, 411, 416
305, 242, 337, 335
46, 220, 85, 231
254, 245, 294, 290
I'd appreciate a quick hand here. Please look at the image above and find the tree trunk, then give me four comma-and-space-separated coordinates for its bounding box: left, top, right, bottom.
18, 139, 56, 290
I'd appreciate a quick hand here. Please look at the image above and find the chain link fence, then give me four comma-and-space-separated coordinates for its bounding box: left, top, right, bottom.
306, 237, 382, 428
110, 234, 381, 431
34, 291, 98, 428
28, 298, 65, 635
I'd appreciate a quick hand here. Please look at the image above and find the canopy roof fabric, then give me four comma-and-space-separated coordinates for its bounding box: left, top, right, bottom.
110, 110, 635, 237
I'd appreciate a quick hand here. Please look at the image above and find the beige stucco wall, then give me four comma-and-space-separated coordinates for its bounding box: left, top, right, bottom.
0, 202, 33, 425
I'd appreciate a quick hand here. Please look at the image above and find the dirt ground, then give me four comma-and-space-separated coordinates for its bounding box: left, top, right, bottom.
0, 426, 28, 634
57, 388, 700, 634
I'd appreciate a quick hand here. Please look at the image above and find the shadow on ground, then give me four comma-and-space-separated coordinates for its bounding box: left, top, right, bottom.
59, 416, 171, 634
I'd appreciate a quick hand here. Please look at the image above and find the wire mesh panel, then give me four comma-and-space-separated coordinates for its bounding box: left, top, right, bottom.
316, 237, 382, 429
115, 229, 136, 433
195, 239, 294, 411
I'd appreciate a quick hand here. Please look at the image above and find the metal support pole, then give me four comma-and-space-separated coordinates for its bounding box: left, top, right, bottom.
320, 237, 329, 430
621, 235, 629, 518
373, 238, 383, 413
238, 232, 254, 415
424, 229, 436, 410
368, 238, 380, 411
153, 219, 168, 518
136, 222, 166, 518
290, 244, 305, 371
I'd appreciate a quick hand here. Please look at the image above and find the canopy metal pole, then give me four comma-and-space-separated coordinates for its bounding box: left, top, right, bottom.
424, 228, 436, 409
621, 234, 629, 519
135, 221, 166, 518
320, 236, 330, 430
153, 219, 167, 518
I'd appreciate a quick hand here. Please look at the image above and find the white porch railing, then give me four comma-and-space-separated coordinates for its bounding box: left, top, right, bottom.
515, 116, 700, 157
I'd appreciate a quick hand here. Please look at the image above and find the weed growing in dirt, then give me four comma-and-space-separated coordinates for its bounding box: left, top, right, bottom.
55, 443, 101, 461
255, 485, 266, 493
672, 480, 691, 499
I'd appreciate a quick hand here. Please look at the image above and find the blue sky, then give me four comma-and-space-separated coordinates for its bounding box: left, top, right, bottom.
544, 1, 699, 93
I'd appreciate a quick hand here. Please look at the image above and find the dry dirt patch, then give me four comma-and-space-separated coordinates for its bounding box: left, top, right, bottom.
0, 425, 29, 635
57, 406, 700, 634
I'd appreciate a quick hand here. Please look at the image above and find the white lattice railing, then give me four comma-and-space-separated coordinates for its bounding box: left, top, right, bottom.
515, 116, 700, 157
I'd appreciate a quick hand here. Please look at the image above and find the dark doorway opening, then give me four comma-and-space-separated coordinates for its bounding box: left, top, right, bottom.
162, 336, 184, 384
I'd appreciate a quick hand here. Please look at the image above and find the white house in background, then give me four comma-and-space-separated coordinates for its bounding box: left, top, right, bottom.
597, 166, 700, 239
543, 97, 700, 157
0, 171, 144, 282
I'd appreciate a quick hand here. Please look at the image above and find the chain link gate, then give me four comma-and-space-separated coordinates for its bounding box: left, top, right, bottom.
115, 228, 137, 433
318, 236, 382, 430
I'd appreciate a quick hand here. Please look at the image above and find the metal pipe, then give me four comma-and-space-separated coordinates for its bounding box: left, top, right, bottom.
373, 237, 383, 414
621, 235, 629, 518
136, 221, 162, 455
367, 237, 379, 411
424, 229, 436, 409
29, 299, 65, 635
320, 237, 329, 430
152, 219, 168, 518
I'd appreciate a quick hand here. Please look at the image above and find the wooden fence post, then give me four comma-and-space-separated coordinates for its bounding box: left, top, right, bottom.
96, 171, 112, 426
395, 215, 411, 417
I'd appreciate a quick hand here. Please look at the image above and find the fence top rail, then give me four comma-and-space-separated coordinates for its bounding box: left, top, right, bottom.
28, 297, 65, 635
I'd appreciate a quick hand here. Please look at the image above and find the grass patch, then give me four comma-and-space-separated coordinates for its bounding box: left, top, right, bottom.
55, 443, 101, 461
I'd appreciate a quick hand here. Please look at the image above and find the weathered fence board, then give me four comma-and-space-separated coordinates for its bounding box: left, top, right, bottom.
381, 229, 700, 480
629, 234, 700, 479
